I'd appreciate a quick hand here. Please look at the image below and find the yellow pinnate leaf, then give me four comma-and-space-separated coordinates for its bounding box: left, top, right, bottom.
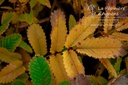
0, 48, 21, 63
115, 17, 128, 31
63, 50, 85, 79
103, 14, 115, 33
111, 33, 128, 41
0, 60, 26, 83
27, 24, 47, 56
50, 74, 57, 85
100, 59, 117, 77
83, 3, 91, 17
65, 14, 101, 48
49, 54, 68, 84
50, 9, 67, 53
76, 37, 125, 59
103, 4, 116, 33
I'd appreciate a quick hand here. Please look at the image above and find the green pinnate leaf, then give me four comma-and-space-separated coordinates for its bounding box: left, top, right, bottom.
59, 81, 71, 85
19, 41, 33, 53
29, 56, 52, 85
0, 12, 14, 35
0, 34, 22, 52
11, 80, 26, 85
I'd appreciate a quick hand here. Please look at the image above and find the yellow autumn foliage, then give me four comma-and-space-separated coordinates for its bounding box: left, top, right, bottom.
50, 9, 67, 54
65, 14, 101, 48
115, 17, 128, 31
49, 54, 68, 84
100, 59, 117, 77
27, 24, 47, 56
0, 60, 25, 83
103, 13, 115, 33
63, 50, 85, 79
111, 32, 128, 41
0, 48, 21, 63
76, 37, 125, 58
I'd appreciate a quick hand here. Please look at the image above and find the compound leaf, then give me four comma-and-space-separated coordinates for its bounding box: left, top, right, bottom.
0, 60, 26, 83
27, 24, 47, 56
63, 50, 85, 79
50, 9, 67, 54
29, 56, 52, 85
76, 37, 125, 58
49, 54, 68, 84
0, 48, 21, 63
65, 14, 101, 48
0, 12, 14, 35
0, 34, 22, 52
